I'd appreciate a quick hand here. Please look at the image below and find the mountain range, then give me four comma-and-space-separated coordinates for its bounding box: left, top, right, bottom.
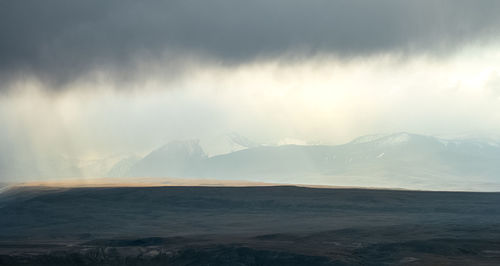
109, 133, 500, 191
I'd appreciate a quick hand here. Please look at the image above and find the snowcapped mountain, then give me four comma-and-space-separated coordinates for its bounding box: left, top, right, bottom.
110, 133, 500, 190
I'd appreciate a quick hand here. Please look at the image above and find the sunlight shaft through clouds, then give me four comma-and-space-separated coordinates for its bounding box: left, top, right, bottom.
1, 43, 500, 178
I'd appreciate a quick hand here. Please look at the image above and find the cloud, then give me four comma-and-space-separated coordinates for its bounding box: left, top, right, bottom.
2, 47, 500, 180
2, 1, 500, 181
2, 0, 500, 90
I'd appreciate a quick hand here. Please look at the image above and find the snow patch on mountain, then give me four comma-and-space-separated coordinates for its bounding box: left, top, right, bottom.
351, 132, 413, 146
378, 133, 411, 145
350, 134, 389, 144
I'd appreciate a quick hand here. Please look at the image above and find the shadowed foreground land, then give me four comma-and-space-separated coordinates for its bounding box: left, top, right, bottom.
1, 186, 500, 265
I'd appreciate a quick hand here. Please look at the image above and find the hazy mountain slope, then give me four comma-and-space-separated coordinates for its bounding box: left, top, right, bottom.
128, 140, 207, 177
118, 133, 500, 190
198, 133, 483, 183
199, 145, 332, 179
107, 156, 142, 177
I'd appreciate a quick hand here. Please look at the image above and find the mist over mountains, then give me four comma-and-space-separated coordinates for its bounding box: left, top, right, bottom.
106, 132, 500, 191
2, 132, 500, 190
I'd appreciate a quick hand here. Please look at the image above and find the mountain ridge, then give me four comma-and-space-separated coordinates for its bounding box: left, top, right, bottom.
109, 133, 500, 190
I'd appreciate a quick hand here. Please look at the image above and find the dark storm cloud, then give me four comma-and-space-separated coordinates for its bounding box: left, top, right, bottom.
1, 0, 500, 89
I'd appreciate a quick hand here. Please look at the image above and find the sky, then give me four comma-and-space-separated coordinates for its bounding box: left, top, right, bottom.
2, 0, 500, 180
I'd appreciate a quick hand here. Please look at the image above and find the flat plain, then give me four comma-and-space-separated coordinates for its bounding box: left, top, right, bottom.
1, 186, 500, 265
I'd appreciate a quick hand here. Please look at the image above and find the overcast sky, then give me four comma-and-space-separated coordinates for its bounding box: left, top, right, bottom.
2, 1, 500, 179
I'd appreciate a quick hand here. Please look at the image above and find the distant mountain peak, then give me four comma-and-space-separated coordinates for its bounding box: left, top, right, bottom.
126, 139, 207, 178
199, 133, 260, 157
156, 139, 207, 158
226, 132, 260, 148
